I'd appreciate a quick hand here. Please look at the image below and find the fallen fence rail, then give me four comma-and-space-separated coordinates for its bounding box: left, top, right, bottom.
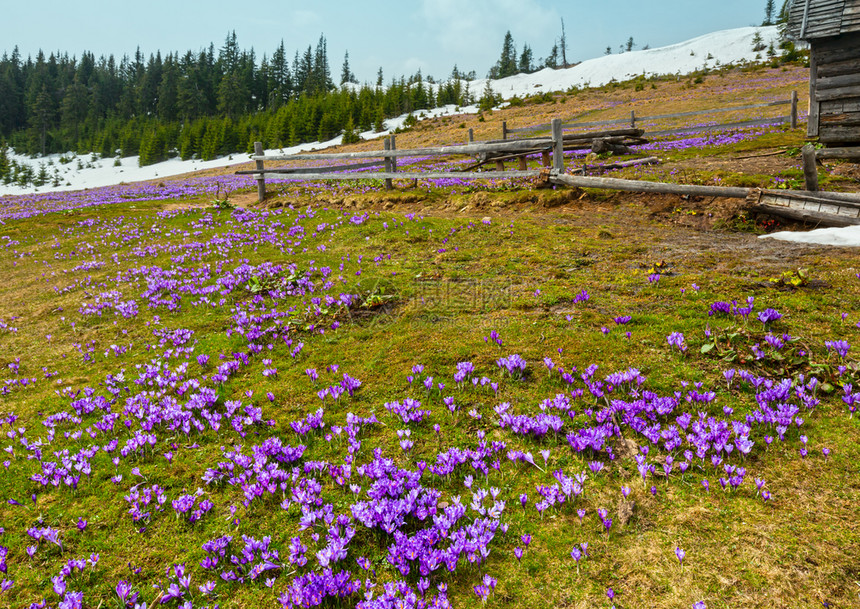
547, 171, 860, 227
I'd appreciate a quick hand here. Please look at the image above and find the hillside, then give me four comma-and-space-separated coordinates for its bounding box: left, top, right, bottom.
0, 26, 784, 198
0, 23, 859, 609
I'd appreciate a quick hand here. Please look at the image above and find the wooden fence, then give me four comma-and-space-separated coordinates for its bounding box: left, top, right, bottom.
239, 91, 811, 205
501, 92, 800, 140
239, 119, 567, 202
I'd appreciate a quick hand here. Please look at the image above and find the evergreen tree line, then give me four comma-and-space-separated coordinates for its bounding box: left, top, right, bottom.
489, 19, 571, 79
0, 31, 475, 171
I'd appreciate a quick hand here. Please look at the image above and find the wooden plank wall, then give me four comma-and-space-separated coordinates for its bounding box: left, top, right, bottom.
812, 31, 860, 144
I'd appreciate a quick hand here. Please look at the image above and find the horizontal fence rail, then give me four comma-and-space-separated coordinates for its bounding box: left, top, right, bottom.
506, 92, 799, 136
241, 92, 803, 202
241, 119, 566, 201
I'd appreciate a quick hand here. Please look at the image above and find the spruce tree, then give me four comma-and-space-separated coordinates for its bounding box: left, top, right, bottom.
545, 43, 559, 68
497, 31, 518, 78
763, 0, 775, 25
560, 18, 568, 68
519, 45, 534, 74
0, 142, 8, 181
340, 51, 356, 85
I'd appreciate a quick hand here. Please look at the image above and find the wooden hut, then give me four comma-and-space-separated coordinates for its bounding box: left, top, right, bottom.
787, 0, 860, 144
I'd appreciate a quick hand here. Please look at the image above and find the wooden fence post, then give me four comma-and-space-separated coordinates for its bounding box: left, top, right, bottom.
390, 135, 397, 174
518, 155, 528, 171
468, 128, 474, 143
254, 141, 266, 203
551, 118, 565, 173
502, 121, 508, 140
802, 144, 818, 192
630, 111, 636, 128
383, 138, 393, 190
541, 150, 551, 167
790, 91, 798, 130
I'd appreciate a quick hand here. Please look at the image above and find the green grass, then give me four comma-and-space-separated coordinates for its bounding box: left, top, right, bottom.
0, 191, 856, 608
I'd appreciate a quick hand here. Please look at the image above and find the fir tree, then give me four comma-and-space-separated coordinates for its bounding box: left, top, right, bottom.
560, 18, 568, 68
545, 43, 559, 68
625, 37, 635, 52
478, 80, 501, 112
496, 31, 518, 78
0, 142, 8, 181
340, 51, 356, 85
341, 115, 360, 144
519, 44, 534, 74
763, 0, 775, 25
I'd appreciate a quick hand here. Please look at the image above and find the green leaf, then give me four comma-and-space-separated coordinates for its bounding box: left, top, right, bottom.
700, 343, 715, 354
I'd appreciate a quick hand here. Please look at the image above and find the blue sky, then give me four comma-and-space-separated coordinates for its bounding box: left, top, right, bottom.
2, 0, 771, 80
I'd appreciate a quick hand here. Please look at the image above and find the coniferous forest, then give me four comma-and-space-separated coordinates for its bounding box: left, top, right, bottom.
0, 32, 477, 168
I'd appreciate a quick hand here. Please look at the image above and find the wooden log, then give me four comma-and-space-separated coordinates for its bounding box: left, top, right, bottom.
816, 146, 860, 159
518, 156, 528, 171
468, 128, 474, 143
254, 142, 266, 203
390, 135, 397, 173
550, 173, 752, 199
630, 110, 636, 128
502, 121, 508, 140
253, 138, 561, 161
802, 144, 819, 192
815, 84, 860, 102
238, 170, 543, 181
816, 72, 860, 91
812, 40, 860, 66
791, 91, 798, 130
591, 139, 630, 155
817, 57, 860, 79
541, 151, 551, 167
568, 156, 660, 175
238, 160, 387, 175
383, 138, 393, 190
551, 121, 566, 169
819, 125, 860, 143
752, 203, 860, 227
495, 160, 505, 171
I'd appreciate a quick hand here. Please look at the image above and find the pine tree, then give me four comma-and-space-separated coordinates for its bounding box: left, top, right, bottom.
217, 72, 248, 119
763, 0, 776, 25
0, 142, 8, 181
32, 84, 55, 156
519, 45, 534, 74
376, 67, 383, 88
268, 41, 291, 108
157, 55, 179, 121
605, 46, 612, 55
626, 37, 635, 52
545, 43, 559, 68
496, 31, 518, 78
341, 115, 360, 144
60, 74, 88, 143
340, 51, 356, 85
478, 80, 500, 112
560, 18, 568, 68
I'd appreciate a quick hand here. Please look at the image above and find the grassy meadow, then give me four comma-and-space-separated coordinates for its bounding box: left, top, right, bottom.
0, 63, 858, 609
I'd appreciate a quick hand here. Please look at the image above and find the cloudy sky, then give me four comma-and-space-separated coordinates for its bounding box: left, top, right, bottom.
2, 0, 771, 80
